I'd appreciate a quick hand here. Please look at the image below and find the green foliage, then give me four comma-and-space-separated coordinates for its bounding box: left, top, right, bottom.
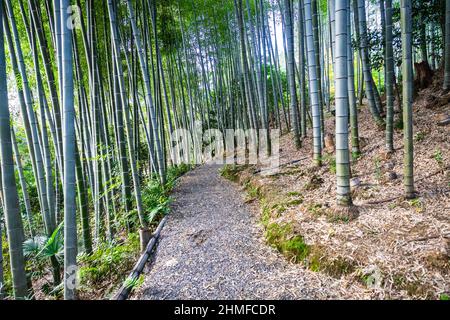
308, 247, 356, 278
408, 198, 424, 212
433, 149, 444, 166
124, 274, 145, 292
440, 294, 450, 301
1, 234, 12, 297
328, 157, 337, 174
245, 182, 261, 200
414, 131, 426, 142
265, 223, 310, 263
124, 163, 193, 228
166, 163, 192, 189
76, 163, 191, 297
352, 151, 362, 162
23, 223, 64, 262
78, 233, 140, 289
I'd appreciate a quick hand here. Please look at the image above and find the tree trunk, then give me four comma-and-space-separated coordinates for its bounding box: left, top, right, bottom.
444, 0, 450, 91
347, 2, 360, 155
284, 0, 301, 148
401, 0, 415, 199
61, 0, 77, 300
0, 1, 28, 298
335, 0, 352, 206
355, 0, 384, 126
385, 0, 395, 153
304, 0, 322, 166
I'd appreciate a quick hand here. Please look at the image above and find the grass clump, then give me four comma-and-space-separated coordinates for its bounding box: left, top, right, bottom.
265, 223, 310, 263
220, 164, 245, 182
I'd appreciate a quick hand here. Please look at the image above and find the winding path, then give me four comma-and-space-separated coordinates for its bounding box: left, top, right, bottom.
134, 165, 358, 300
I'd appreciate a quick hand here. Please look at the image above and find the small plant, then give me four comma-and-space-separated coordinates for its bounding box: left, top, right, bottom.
440, 294, 450, 301
124, 275, 145, 291
272, 203, 287, 214
352, 151, 361, 161
261, 204, 272, 227
322, 154, 337, 174
246, 184, 261, 199
408, 198, 424, 213
286, 198, 303, 206
433, 149, 444, 166
414, 131, 426, 142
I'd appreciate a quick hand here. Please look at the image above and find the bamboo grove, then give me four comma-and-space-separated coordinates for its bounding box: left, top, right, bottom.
0, 0, 449, 300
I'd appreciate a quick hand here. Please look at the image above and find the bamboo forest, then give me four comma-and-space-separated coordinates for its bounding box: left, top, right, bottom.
0, 0, 449, 302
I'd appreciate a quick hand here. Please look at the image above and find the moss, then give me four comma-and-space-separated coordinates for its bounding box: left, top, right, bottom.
265, 223, 310, 263
225, 164, 356, 281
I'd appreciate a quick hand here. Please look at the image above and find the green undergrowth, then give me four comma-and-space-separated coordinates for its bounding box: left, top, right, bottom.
0, 164, 193, 300
78, 233, 140, 298
1, 234, 12, 298
77, 163, 193, 299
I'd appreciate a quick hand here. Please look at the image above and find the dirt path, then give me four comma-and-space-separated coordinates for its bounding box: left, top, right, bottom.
134, 165, 364, 300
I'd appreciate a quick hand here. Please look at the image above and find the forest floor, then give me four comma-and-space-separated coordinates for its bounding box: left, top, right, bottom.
218, 73, 449, 299
132, 165, 367, 299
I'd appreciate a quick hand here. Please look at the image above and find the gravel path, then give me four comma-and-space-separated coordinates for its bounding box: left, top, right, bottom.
134, 165, 361, 300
